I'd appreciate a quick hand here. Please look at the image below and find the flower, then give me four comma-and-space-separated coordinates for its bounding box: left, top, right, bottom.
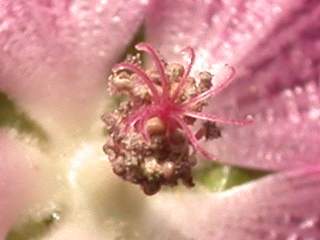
1, 0, 320, 240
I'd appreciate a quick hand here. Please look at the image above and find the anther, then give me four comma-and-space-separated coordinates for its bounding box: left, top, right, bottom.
166, 63, 185, 82
146, 117, 166, 136
199, 71, 213, 92
112, 71, 132, 91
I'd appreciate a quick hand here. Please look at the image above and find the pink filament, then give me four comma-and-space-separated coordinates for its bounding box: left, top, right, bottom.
172, 47, 196, 101
122, 106, 150, 133
136, 43, 170, 97
173, 115, 217, 160
138, 117, 151, 142
184, 111, 253, 126
183, 65, 236, 107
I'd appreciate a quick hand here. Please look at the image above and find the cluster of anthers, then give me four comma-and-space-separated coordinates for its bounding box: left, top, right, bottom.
103, 42, 251, 195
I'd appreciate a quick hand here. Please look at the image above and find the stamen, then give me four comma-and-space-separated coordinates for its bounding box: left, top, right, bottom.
145, 116, 166, 136
172, 47, 196, 100
113, 63, 160, 101
183, 65, 235, 107
135, 43, 170, 97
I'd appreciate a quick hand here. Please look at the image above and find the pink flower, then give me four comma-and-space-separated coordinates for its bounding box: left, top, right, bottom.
0, 0, 320, 239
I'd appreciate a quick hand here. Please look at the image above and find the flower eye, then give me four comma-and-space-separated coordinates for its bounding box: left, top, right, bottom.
103, 42, 252, 195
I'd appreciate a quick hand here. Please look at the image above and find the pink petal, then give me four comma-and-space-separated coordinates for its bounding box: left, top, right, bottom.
144, 166, 320, 240
146, 0, 302, 65
0, 131, 41, 239
146, 0, 320, 170
0, 0, 148, 130
204, 2, 320, 170
204, 82, 320, 170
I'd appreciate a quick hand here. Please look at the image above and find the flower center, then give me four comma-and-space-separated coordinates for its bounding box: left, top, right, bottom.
103, 42, 252, 195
